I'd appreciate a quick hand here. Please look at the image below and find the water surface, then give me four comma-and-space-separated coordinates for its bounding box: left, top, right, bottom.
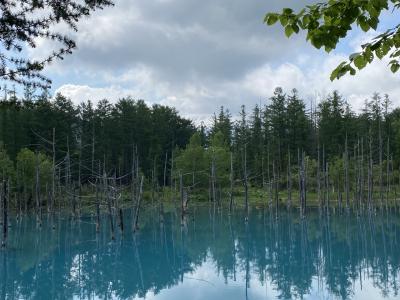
1, 206, 400, 299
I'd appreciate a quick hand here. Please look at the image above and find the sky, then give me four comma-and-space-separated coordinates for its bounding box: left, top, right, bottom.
27, 0, 400, 123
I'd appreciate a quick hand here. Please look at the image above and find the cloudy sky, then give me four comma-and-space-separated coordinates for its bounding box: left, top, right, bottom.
31, 0, 400, 123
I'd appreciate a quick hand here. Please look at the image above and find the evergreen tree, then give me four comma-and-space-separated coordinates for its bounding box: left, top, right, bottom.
265, 87, 287, 171
209, 106, 232, 147
249, 104, 263, 185
286, 89, 310, 157
318, 91, 346, 159
0, 0, 114, 88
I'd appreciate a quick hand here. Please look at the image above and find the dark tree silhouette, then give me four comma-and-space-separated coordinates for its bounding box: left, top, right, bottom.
0, 0, 114, 88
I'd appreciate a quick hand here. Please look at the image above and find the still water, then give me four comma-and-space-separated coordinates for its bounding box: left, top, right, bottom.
1, 206, 400, 300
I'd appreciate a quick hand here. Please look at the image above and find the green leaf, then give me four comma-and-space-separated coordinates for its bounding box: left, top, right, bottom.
353, 55, 367, 69
285, 25, 294, 37
376, 47, 384, 59
368, 17, 379, 30
265, 14, 279, 25
311, 37, 323, 49
283, 8, 293, 15
330, 69, 339, 81
390, 63, 400, 73
358, 16, 370, 32
302, 15, 310, 27
279, 15, 288, 26
367, 4, 379, 18
330, 62, 347, 81
364, 47, 374, 63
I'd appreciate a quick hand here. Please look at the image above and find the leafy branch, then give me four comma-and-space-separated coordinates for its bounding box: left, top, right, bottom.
264, 0, 400, 80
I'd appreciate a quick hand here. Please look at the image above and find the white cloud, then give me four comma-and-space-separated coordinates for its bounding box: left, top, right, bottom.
55, 84, 140, 105
45, 1, 400, 124
56, 49, 400, 124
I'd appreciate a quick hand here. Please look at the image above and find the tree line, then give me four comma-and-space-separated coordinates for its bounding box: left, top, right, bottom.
176, 87, 400, 215
0, 86, 400, 219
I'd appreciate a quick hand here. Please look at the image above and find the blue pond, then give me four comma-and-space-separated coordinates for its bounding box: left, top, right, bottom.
1, 206, 400, 299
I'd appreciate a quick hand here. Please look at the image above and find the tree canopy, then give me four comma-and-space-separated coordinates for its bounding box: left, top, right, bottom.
0, 0, 113, 88
264, 0, 400, 80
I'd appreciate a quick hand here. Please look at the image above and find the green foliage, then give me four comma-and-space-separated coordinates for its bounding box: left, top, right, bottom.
208, 131, 230, 187
248, 104, 264, 185
265, 87, 287, 165
175, 133, 208, 188
210, 106, 232, 147
0, 93, 195, 185
264, 0, 400, 80
16, 148, 52, 193
263, 88, 311, 172
0, 144, 15, 182
176, 131, 231, 190
286, 89, 311, 156
1, 86, 400, 208
318, 91, 351, 158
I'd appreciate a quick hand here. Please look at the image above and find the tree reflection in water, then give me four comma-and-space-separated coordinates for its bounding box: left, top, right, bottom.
1, 207, 400, 299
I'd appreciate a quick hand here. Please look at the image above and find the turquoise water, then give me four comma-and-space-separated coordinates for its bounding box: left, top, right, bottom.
1, 206, 400, 300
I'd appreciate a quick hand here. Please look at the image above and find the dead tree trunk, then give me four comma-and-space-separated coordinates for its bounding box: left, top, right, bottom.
368, 134, 374, 212
355, 139, 360, 214
133, 176, 144, 232
77, 142, 82, 217
104, 171, 114, 240
114, 173, 123, 234
243, 144, 249, 220
379, 115, 384, 210
267, 148, 272, 208
273, 160, 278, 220
22, 167, 27, 214
325, 162, 330, 215
385, 138, 390, 212
229, 152, 234, 213
1, 181, 7, 248
317, 144, 321, 211
119, 207, 124, 234
170, 149, 175, 201
298, 151, 307, 218
261, 156, 265, 190
345, 135, 350, 212
287, 149, 292, 210
163, 152, 168, 193
66, 139, 74, 217
360, 138, 365, 211
180, 172, 185, 223
211, 157, 217, 204
35, 151, 41, 226
91, 124, 95, 176
16, 168, 21, 219
338, 183, 343, 213
132, 148, 138, 225
391, 155, 397, 212
303, 152, 307, 215
52, 128, 56, 216
95, 179, 100, 233
297, 149, 302, 217
0, 184, 2, 228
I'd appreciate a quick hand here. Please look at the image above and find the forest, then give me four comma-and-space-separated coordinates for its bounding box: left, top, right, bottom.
2, 1, 400, 299
0, 86, 399, 225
